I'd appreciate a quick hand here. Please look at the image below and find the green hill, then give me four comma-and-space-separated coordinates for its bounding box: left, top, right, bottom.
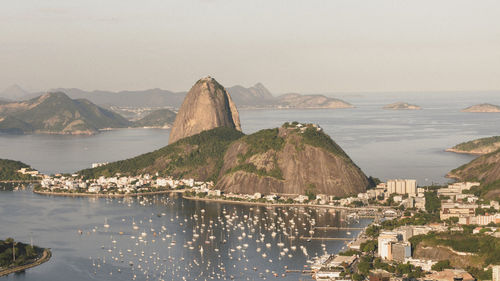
0, 92, 131, 135
78, 127, 244, 182
133, 108, 176, 128
447, 136, 500, 155
448, 149, 500, 199
79, 122, 370, 196
0, 159, 34, 181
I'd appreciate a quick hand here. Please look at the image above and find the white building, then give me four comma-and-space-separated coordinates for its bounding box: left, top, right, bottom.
387, 179, 417, 196
378, 232, 399, 260
493, 265, 500, 281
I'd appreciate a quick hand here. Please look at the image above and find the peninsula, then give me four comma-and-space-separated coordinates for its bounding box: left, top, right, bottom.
0, 238, 51, 277
77, 77, 370, 198
446, 136, 500, 155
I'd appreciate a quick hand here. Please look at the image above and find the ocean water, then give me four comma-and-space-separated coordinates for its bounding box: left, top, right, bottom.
0, 92, 499, 280
0, 94, 496, 183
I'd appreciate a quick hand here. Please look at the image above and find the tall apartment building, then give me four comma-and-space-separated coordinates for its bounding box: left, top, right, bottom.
387, 179, 417, 196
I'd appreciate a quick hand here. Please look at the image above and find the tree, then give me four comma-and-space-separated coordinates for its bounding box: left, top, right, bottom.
365, 225, 380, 238
352, 273, 364, 281
357, 259, 372, 275
431, 260, 451, 271
361, 240, 377, 253
305, 183, 317, 201
425, 191, 441, 214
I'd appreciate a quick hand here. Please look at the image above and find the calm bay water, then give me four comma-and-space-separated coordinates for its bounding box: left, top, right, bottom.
1, 92, 499, 280
0, 191, 369, 281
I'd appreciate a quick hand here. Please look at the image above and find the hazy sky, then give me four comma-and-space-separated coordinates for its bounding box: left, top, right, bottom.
1, 0, 499, 94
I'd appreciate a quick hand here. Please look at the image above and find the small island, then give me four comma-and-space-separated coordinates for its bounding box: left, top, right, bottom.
0, 238, 51, 277
446, 136, 500, 155
383, 102, 422, 110
462, 103, 500, 113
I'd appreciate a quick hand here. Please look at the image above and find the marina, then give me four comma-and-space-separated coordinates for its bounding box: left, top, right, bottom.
0, 190, 372, 281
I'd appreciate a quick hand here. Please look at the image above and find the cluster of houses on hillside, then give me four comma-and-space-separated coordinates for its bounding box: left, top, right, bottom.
38, 173, 213, 195
437, 182, 500, 226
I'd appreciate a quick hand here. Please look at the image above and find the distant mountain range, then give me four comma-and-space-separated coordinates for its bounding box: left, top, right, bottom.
0, 92, 181, 135
0, 92, 131, 135
0, 84, 353, 109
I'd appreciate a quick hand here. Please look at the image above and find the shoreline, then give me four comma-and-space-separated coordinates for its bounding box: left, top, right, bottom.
33, 189, 185, 198
183, 196, 383, 212
444, 148, 485, 156
0, 249, 52, 277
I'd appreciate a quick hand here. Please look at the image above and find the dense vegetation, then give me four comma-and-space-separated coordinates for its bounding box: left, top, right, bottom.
228, 128, 285, 180
79, 127, 244, 182
0, 238, 42, 268
0, 159, 33, 181
452, 136, 500, 152
354, 255, 425, 280
301, 126, 350, 159
410, 231, 500, 268
424, 190, 441, 214
133, 108, 176, 128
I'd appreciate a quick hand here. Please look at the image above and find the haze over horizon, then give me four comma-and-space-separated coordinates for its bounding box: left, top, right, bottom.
2, 0, 499, 94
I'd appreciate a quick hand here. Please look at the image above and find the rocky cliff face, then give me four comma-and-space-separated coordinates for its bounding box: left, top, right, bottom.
448, 150, 500, 184
216, 124, 368, 196
168, 77, 241, 143
448, 149, 500, 199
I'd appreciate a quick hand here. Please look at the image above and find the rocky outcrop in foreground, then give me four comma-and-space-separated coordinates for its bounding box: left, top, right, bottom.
168, 77, 241, 143
217, 123, 368, 196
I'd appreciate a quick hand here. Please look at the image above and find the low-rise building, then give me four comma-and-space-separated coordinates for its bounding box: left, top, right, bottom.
425, 268, 475, 281
440, 202, 477, 220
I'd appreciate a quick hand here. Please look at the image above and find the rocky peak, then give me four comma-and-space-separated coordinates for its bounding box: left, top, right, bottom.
168, 77, 241, 144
